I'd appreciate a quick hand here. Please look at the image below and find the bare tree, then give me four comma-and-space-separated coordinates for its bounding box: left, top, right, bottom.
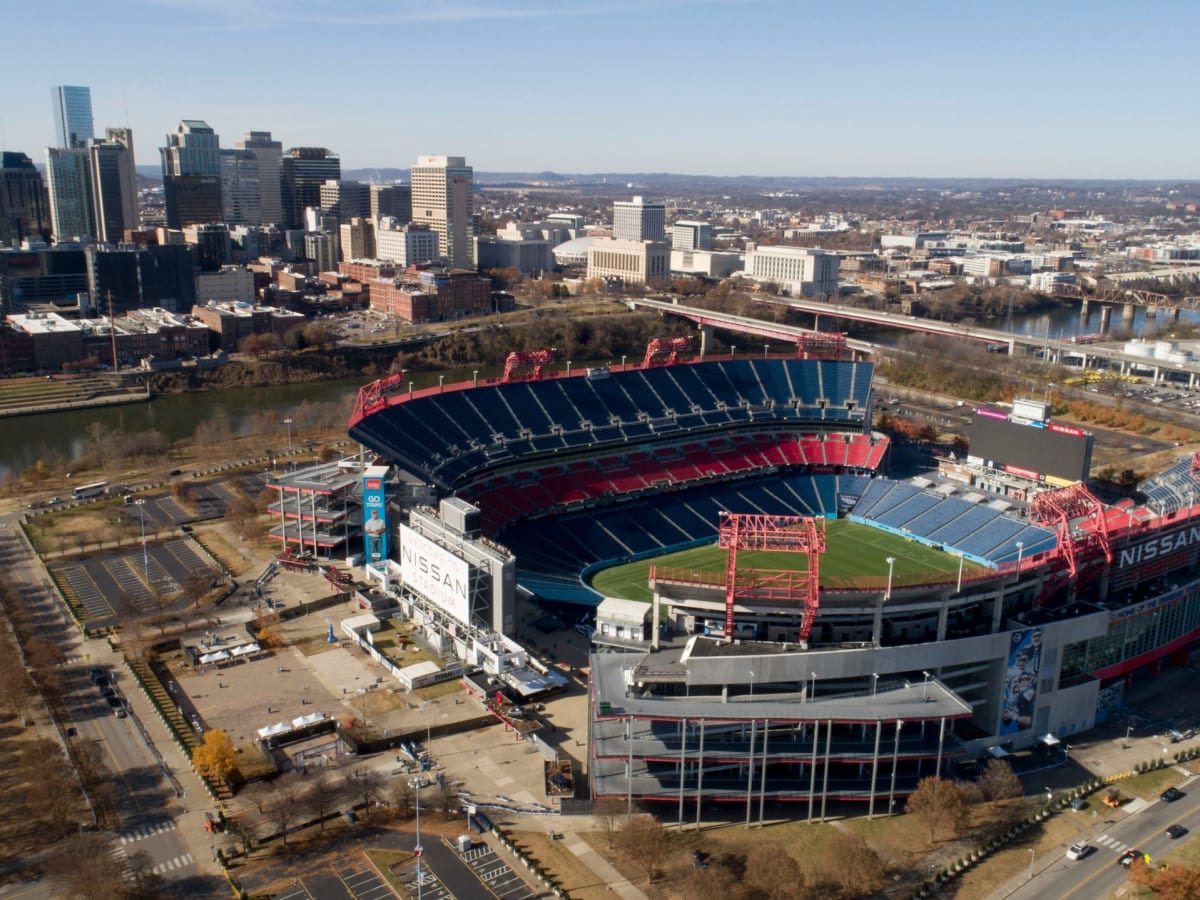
306, 772, 341, 831
745, 843, 807, 899
615, 814, 669, 885
45, 833, 128, 899
389, 778, 415, 821
594, 797, 627, 849
978, 758, 1023, 806
818, 830, 885, 899
268, 780, 301, 846
906, 776, 969, 844
344, 767, 385, 819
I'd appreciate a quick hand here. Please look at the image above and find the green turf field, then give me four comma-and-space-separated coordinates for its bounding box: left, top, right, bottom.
588, 519, 979, 602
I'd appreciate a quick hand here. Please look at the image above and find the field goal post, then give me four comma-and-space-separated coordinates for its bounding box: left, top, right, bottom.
717, 512, 826, 644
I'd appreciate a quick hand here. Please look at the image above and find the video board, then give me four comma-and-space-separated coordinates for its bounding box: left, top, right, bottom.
967, 413, 1092, 483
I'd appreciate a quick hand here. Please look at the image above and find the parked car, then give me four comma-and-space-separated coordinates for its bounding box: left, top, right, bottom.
1161, 787, 1185, 803
1066, 842, 1091, 860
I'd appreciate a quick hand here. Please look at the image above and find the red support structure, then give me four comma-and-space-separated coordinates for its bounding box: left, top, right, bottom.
642, 336, 692, 368
1190, 452, 1200, 478
350, 372, 406, 423
717, 512, 826, 643
1029, 482, 1113, 604
502, 349, 556, 382
795, 332, 847, 360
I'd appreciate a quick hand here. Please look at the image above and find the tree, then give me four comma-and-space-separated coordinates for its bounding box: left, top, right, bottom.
978, 758, 1023, 806
614, 814, 669, 885
686, 860, 741, 900
594, 797, 627, 849
124, 849, 169, 899
0, 650, 34, 724
745, 843, 806, 900
181, 570, 211, 610
306, 772, 341, 831
906, 776, 969, 843
192, 729, 238, 786
1130, 859, 1200, 898
268, 780, 301, 846
818, 830, 884, 899
344, 767, 385, 818
390, 778, 416, 820
45, 832, 129, 899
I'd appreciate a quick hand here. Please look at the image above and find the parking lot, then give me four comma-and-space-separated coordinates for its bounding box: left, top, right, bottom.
51, 536, 223, 620
337, 858, 396, 900
460, 842, 536, 899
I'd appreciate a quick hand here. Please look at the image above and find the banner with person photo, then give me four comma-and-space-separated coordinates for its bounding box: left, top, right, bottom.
999, 627, 1043, 734
362, 473, 388, 563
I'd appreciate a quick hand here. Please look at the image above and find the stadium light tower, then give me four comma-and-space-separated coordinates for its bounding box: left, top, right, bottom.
410, 776, 426, 898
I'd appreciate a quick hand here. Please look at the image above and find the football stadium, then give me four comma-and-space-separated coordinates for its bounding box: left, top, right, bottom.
348, 335, 1200, 819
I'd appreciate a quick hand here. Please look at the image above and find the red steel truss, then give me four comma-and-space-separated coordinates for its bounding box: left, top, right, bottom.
350, 372, 406, 423
717, 512, 825, 642
502, 349, 556, 382
796, 331, 847, 360
1029, 482, 1113, 604
642, 336, 691, 368
1191, 452, 1200, 477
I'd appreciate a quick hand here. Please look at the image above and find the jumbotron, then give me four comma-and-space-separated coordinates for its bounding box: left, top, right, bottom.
349, 336, 1200, 820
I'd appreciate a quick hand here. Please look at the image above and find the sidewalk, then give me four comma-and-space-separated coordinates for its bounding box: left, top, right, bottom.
558, 832, 649, 900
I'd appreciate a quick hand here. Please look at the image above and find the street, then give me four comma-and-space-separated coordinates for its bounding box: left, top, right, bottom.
1001, 774, 1200, 899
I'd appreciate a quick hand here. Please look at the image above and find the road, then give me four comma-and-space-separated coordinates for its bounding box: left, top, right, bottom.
1001, 774, 1200, 899
0, 518, 217, 896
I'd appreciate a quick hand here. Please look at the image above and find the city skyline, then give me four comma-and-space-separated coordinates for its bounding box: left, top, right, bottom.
3, 0, 1198, 180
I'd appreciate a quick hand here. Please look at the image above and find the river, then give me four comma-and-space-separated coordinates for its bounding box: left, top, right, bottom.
4, 302, 1195, 478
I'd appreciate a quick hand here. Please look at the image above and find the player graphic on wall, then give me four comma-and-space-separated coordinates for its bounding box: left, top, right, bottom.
364, 508, 386, 561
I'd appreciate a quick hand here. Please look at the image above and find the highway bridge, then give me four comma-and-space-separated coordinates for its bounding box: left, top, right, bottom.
625, 296, 1200, 388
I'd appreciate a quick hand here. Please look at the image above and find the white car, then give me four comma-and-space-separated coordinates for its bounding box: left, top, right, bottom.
1066, 842, 1091, 860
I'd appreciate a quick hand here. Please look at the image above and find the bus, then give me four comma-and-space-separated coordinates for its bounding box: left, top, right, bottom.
71, 481, 108, 500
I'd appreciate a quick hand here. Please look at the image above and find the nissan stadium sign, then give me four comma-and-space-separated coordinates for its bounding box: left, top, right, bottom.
400, 524, 471, 624
1117, 525, 1200, 570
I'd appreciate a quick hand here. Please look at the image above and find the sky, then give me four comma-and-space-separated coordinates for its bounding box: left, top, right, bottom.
5, 0, 1199, 180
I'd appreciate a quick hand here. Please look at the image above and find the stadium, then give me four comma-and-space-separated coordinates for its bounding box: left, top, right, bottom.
348, 334, 1200, 820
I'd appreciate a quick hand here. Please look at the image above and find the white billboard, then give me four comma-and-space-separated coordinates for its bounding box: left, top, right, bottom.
400, 525, 471, 625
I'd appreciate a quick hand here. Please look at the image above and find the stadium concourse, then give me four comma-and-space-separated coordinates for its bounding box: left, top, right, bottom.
349, 344, 1200, 819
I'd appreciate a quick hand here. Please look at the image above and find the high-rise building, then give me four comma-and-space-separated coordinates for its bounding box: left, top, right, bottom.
280, 148, 340, 229
672, 220, 713, 251
411, 156, 474, 269
51, 86, 94, 149
744, 245, 840, 297
219, 149, 261, 226
375, 219, 438, 267
86, 243, 196, 314
89, 128, 138, 244
45, 147, 94, 242
370, 183, 411, 223
320, 180, 370, 221
160, 120, 223, 228
232, 131, 283, 225
339, 217, 375, 262
613, 196, 666, 242
0, 152, 50, 247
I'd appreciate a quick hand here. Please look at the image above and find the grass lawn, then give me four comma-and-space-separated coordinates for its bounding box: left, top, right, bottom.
1120, 766, 1186, 800
589, 519, 979, 601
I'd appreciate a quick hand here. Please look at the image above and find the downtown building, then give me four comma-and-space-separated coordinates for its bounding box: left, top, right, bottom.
744, 244, 840, 297
0, 153, 50, 247
161, 121, 223, 228
613, 196, 666, 242
585, 237, 670, 287
232, 131, 284, 226
411, 156, 474, 269
280, 148, 340, 229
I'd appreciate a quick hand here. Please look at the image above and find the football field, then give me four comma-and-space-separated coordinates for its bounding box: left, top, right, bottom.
589, 519, 976, 602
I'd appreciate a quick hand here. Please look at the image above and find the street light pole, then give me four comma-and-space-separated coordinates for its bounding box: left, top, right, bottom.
810, 671, 817, 703
922, 670, 931, 701
956, 553, 964, 593
885, 556, 896, 603
135, 499, 148, 580
872, 673, 879, 699
748, 670, 755, 699
284, 418, 293, 461
1027, 848, 1035, 881
1016, 541, 1025, 572
410, 777, 425, 898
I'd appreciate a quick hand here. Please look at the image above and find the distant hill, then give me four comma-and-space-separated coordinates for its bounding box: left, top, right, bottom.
134, 165, 1188, 192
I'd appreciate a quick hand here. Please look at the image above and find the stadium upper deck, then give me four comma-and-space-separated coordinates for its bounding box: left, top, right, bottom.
348, 357, 875, 490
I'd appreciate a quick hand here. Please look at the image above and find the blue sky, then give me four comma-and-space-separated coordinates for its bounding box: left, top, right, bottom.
6, 0, 1198, 179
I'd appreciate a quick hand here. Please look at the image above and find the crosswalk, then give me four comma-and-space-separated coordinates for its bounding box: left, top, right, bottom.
1094, 833, 1132, 853
151, 853, 194, 875
118, 820, 177, 844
